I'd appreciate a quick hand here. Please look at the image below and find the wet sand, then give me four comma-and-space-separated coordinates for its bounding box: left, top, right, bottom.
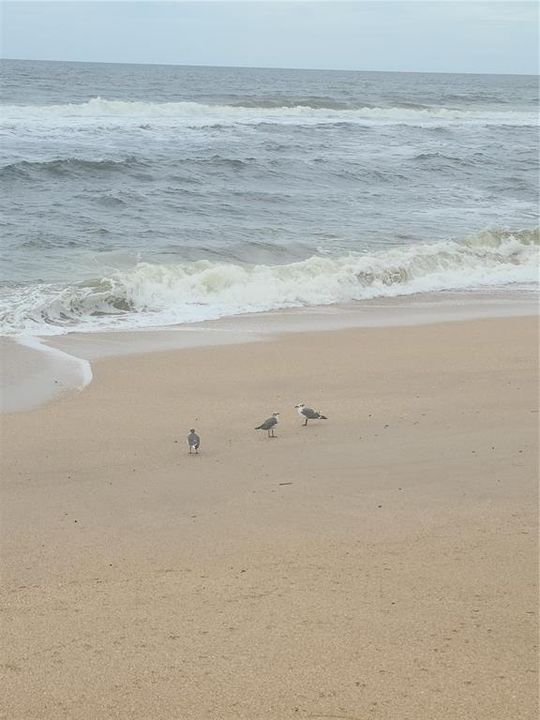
2, 289, 537, 413
1, 317, 538, 719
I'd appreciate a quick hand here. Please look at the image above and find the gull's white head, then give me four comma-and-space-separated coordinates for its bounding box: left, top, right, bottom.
295, 403, 305, 409
272, 412, 280, 418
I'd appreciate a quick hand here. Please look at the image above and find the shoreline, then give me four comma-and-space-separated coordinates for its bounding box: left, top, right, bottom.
1, 289, 538, 413
1, 316, 537, 719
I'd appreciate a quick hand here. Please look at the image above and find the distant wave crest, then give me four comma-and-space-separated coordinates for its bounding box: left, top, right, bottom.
1, 97, 537, 128
0, 156, 144, 179
1, 228, 537, 336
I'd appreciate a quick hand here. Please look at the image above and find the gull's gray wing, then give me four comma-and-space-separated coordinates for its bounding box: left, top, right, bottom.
188, 432, 200, 447
259, 416, 277, 430
302, 406, 320, 419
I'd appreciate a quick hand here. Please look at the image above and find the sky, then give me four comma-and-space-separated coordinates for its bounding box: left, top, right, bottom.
1, 1, 538, 75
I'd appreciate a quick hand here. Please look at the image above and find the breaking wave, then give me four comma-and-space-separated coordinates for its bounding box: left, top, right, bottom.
1, 97, 537, 128
1, 228, 537, 336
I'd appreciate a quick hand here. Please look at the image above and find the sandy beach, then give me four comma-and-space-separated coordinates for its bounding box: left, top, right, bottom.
1, 316, 538, 719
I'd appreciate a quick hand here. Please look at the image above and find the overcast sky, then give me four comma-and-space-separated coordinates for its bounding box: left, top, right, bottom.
1, 1, 538, 74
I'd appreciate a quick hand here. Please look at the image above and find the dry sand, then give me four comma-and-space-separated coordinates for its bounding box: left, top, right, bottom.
1, 317, 538, 719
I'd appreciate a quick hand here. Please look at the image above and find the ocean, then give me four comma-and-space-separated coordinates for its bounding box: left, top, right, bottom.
1, 59, 538, 336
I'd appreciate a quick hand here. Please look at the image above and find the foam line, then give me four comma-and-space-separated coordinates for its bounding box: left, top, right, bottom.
1, 97, 537, 128
17, 335, 93, 390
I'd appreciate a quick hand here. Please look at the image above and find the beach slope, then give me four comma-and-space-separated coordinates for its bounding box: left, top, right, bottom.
1, 317, 538, 719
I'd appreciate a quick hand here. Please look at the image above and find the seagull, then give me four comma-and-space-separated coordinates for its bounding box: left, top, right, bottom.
295, 403, 328, 426
255, 412, 280, 437
187, 428, 200, 454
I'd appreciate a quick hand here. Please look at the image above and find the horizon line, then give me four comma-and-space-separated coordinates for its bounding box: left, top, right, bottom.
1, 56, 538, 78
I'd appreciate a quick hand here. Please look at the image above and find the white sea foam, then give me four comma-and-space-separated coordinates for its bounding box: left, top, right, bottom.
1, 97, 537, 128
18, 335, 93, 388
1, 229, 537, 337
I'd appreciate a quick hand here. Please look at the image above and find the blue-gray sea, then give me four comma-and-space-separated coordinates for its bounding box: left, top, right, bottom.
1, 59, 538, 335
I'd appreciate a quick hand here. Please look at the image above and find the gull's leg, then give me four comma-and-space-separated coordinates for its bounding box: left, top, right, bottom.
304, 417, 308, 426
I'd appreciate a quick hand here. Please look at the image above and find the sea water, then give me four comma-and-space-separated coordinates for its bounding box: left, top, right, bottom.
1, 59, 538, 337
